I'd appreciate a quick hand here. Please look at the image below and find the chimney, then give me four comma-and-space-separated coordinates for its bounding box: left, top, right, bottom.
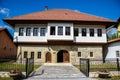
45, 6, 48, 11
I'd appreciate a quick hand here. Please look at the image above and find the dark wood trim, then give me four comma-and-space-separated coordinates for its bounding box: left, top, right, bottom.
14, 41, 106, 46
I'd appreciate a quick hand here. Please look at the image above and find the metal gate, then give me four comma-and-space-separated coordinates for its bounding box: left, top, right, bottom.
80, 58, 89, 77
26, 58, 34, 78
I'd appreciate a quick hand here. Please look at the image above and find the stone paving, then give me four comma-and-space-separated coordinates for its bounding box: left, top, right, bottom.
24, 63, 97, 80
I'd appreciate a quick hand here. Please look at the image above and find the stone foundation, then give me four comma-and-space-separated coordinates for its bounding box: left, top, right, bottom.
17, 45, 103, 65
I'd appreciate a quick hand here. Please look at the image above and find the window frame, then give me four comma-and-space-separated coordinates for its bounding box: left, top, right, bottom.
65, 27, 70, 35
116, 51, 120, 57
58, 26, 63, 35
82, 28, 87, 37
90, 52, 93, 57
78, 52, 81, 57
38, 52, 41, 59
97, 29, 102, 37
50, 26, 56, 35
74, 28, 79, 36
19, 28, 24, 36
89, 29, 94, 37
40, 28, 46, 36
33, 28, 38, 36
31, 52, 34, 58
26, 28, 31, 36
24, 51, 27, 58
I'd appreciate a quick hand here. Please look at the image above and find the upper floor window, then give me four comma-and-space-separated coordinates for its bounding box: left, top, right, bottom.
31, 52, 34, 58
33, 28, 38, 36
26, 28, 31, 36
74, 28, 79, 36
116, 51, 120, 57
78, 52, 81, 57
97, 29, 102, 37
19, 28, 24, 36
90, 52, 93, 57
50, 26, 55, 35
65, 27, 70, 35
40, 28, 46, 36
24, 51, 27, 58
38, 52, 41, 59
58, 26, 63, 35
90, 29, 94, 37
82, 28, 86, 36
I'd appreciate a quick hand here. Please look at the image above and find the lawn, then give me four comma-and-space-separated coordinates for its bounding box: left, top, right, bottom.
0, 77, 13, 80
0, 61, 40, 72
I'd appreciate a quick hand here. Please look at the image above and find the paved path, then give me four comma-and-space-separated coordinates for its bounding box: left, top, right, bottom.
24, 63, 97, 80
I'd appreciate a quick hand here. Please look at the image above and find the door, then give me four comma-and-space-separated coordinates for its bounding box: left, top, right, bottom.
46, 52, 51, 63
63, 50, 69, 62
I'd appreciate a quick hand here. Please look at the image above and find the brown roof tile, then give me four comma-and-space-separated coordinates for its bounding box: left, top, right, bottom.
4, 9, 114, 22
108, 38, 120, 43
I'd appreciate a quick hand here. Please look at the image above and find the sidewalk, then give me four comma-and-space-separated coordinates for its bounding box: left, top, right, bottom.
24, 63, 97, 80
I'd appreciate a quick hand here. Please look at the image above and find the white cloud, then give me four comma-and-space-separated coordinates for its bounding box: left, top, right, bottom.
0, 8, 10, 17
74, 10, 80, 12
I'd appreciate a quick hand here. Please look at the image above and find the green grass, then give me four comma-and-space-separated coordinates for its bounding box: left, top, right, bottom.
0, 61, 41, 72
74, 64, 117, 72
0, 77, 13, 80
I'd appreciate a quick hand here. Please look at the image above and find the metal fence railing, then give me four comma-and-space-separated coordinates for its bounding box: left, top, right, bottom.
80, 58, 120, 78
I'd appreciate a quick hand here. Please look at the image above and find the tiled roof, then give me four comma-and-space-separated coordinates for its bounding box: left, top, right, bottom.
4, 9, 114, 22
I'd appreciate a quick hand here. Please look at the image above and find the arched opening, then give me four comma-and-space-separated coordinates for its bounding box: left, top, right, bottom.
57, 50, 69, 63
46, 52, 51, 63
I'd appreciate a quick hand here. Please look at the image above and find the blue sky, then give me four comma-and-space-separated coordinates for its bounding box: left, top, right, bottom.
0, 0, 120, 36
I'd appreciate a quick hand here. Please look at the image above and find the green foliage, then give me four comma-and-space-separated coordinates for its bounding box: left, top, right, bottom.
108, 32, 120, 40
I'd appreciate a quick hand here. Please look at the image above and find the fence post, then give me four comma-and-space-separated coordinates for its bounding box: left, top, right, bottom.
117, 58, 120, 71
26, 58, 28, 78
87, 59, 90, 77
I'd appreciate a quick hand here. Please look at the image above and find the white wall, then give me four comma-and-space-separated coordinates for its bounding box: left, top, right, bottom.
14, 23, 107, 43
106, 41, 120, 58
14, 24, 47, 42
74, 25, 107, 43
47, 23, 74, 40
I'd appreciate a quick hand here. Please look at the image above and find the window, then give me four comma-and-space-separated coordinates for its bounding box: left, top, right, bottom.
116, 51, 120, 57
19, 28, 24, 36
90, 52, 93, 57
90, 29, 94, 37
24, 51, 27, 58
38, 52, 41, 59
82, 28, 86, 36
31, 52, 34, 58
58, 26, 63, 35
74, 28, 79, 36
78, 52, 81, 57
50, 26, 55, 35
65, 27, 70, 35
33, 28, 38, 36
40, 28, 46, 36
97, 29, 102, 37
26, 28, 31, 36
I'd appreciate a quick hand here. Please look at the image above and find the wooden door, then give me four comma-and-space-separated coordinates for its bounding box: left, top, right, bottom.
46, 52, 51, 63
63, 51, 69, 62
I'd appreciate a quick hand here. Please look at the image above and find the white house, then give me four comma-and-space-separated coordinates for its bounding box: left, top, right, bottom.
4, 9, 115, 64
106, 38, 120, 59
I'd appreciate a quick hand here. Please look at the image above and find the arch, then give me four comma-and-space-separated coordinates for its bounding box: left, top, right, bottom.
46, 52, 51, 63
57, 50, 69, 63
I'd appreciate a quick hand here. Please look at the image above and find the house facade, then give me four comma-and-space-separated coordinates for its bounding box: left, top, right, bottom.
4, 9, 114, 64
106, 38, 120, 59
0, 28, 17, 59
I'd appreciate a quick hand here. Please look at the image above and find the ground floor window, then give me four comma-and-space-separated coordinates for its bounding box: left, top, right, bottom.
90, 52, 93, 57
78, 52, 81, 57
24, 51, 27, 58
31, 52, 34, 58
38, 52, 41, 59
116, 51, 120, 57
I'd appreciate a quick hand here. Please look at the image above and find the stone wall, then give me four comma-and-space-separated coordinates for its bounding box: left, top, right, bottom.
17, 45, 103, 65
